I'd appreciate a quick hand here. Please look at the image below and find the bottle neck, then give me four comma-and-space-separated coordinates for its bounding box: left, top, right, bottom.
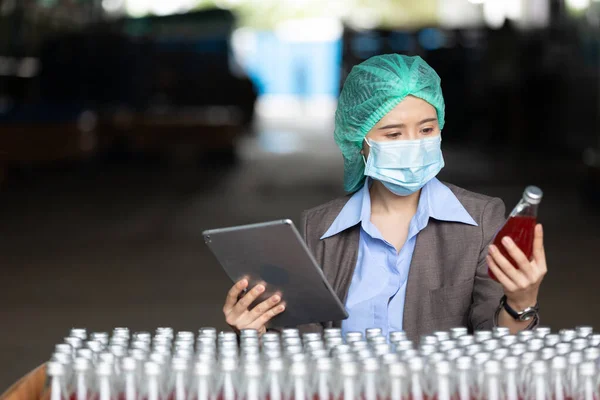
510, 198, 539, 218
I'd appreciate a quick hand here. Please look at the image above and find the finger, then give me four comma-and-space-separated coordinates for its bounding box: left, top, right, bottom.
532, 224, 547, 271
248, 293, 281, 320
487, 255, 517, 292
232, 282, 266, 315
489, 245, 530, 289
248, 303, 286, 330
499, 236, 536, 280
224, 278, 249, 313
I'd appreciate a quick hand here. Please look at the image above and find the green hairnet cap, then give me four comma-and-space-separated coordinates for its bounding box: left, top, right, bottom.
334, 54, 445, 193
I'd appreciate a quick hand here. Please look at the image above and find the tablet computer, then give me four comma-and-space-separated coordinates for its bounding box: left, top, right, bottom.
203, 219, 348, 327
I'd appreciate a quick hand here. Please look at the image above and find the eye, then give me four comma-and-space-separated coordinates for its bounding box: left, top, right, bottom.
421, 127, 435, 135
385, 132, 401, 139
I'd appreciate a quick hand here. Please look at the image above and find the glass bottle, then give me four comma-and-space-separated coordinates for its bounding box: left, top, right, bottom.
141, 362, 163, 400
454, 357, 474, 400
96, 362, 116, 400
188, 362, 213, 400
488, 186, 542, 281
121, 357, 138, 400
239, 363, 262, 400
167, 359, 189, 400
386, 362, 408, 400
215, 358, 238, 400
337, 362, 360, 400
287, 362, 309, 400
550, 356, 568, 400
430, 361, 453, 400
264, 358, 284, 400
72, 358, 93, 400
575, 362, 598, 400
480, 361, 503, 400
47, 361, 70, 400
503, 357, 520, 400
313, 358, 333, 400
360, 358, 380, 400
407, 357, 427, 400
566, 352, 583, 400
526, 361, 551, 400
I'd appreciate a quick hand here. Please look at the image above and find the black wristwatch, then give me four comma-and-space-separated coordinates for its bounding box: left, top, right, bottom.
499, 295, 539, 322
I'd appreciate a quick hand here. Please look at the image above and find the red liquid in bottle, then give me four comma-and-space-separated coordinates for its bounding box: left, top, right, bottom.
488, 216, 537, 281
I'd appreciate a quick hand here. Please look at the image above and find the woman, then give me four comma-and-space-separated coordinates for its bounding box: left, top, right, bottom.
222, 54, 546, 340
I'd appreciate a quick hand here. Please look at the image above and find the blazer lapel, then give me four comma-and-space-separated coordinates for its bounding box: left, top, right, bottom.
403, 220, 440, 341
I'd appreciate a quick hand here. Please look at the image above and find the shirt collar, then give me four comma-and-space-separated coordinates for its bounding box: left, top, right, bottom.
320, 178, 477, 240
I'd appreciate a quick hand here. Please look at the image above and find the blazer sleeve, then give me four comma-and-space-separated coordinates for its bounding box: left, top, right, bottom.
469, 197, 506, 331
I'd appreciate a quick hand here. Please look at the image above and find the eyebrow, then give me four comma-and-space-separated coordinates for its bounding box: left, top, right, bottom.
378, 118, 437, 130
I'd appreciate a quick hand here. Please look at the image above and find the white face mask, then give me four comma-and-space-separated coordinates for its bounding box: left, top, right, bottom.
363, 135, 445, 196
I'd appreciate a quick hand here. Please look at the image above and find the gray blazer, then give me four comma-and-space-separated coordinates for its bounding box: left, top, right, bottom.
297, 182, 506, 341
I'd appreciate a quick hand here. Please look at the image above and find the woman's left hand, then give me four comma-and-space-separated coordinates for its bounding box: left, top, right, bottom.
486, 224, 547, 309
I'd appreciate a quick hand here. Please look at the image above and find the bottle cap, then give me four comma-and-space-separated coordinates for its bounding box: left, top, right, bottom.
474, 352, 491, 365
74, 357, 91, 372
69, 328, 88, 340
356, 349, 374, 361
465, 344, 482, 356
544, 334, 560, 347
389, 331, 408, 342
484, 360, 501, 375
388, 362, 407, 377
520, 352, 538, 365
450, 327, 468, 339
568, 351, 583, 365
381, 353, 400, 365
435, 360, 451, 375
97, 362, 113, 376
267, 358, 284, 371
502, 356, 519, 370
363, 357, 379, 372
199, 327, 217, 337
345, 332, 363, 342
428, 353, 445, 366
534, 327, 551, 338
365, 328, 383, 339
281, 328, 300, 339
588, 334, 600, 346
524, 186, 543, 204
374, 343, 392, 356
398, 349, 418, 361
555, 343, 572, 355
579, 361, 596, 376
369, 336, 387, 345
446, 348, 464, 361
501, 335, 518, 347
527, 339, 545, 352
439, 340, 457, 352
540, 348, 556, 361
458, 335, 475, 347
340, 362, 358, 377
194, 361, 212, 376
531, 360, 548, 375
483, 339, 500, 352
55, 344, 72, 356
433, 331, 451, 342
584, 347, 600, 361
121, 357, 136, 371
316, 357, 332, 371
46, 361, 65, 377
572, 338, 588, 351
455, 356, 473, 370
419, 344, 436, 356
407, 357, 424, 371
474, 331, 493, 343
395, 340, 414, 351
324, 328, 342, 338
559, 329, 576, 342
510, 343, 527, 356
492, 327, 510, 338
492, 348, 509, 361
517, 330, 534, 342
351, 341, 368, 350
420, 335, 438, 346
551, 356, 567, 370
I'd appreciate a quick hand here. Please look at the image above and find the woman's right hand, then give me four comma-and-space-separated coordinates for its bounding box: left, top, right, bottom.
223, 278, 285, 335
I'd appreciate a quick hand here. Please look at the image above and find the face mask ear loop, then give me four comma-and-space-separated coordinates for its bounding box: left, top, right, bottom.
362, 138, 371, 166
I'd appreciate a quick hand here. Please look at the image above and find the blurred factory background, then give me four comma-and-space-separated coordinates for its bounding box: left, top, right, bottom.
1, 0, 600, 390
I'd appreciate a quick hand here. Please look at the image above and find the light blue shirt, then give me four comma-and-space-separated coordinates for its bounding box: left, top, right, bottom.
321, 178, 478, 338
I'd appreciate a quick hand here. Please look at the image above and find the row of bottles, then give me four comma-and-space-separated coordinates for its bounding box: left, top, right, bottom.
45, 325, 600, 400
